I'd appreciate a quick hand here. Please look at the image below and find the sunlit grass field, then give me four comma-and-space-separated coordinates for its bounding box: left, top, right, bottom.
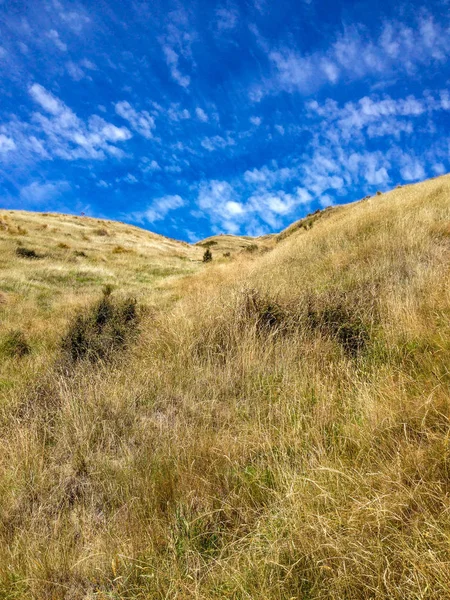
1, 175, 449, 599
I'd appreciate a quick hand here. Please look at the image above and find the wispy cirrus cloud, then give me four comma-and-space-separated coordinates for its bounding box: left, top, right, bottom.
20, 180, 70, 206
163, 46, 191, 88
251, 15, 450, 99
52, 0, 91, 34
201, 134, 235, 152
0, 134, 16, 154
215, 6, 239, 32
0, 0, 448, 239
0, 84, 132, 163
114, 101, 155, 139
46, 29, 67, 51
160, 9, 195, 88
136, 194, 185, 223
195, 107, 208, 122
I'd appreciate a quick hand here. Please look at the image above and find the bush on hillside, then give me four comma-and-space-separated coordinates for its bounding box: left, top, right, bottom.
203, 249, 212, 263
305, 291, 372, 357
240, 289, 289, 335
15, 247, 41, 259
94, 227, 109, 236
1, 330, 31, 358
60, 289, 139, 365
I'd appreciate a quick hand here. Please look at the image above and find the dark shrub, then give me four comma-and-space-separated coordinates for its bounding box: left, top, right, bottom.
203, 249, 212, 263
241, 289, 288, 335
245, 244, 259, 253
201, 240, 218, 248
94, 228, 109, 236
15, 247, 41, 259
305, 293, 371, 357
1, 330, 31, 358
61, 290, 139, 365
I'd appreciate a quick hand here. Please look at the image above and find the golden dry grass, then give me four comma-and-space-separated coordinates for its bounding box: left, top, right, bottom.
0, 175, 450, 599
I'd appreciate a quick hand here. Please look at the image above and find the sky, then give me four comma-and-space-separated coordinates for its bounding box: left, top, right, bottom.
0, 0, 449, 241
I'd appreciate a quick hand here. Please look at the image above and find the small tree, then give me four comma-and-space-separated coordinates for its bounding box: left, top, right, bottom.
203, 248, 212, 263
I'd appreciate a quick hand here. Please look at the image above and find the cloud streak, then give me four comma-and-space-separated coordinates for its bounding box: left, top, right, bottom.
252, 15, 450, 99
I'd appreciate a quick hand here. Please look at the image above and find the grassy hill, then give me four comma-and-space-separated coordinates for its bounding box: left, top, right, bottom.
0, 175, 449, 599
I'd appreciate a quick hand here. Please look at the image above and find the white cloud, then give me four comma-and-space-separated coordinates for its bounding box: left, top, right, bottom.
319, 194, 334, 208
123, 173, 138, 184
97, 180, 110, 189
0, 134, 16, 153
251, 190, 297, 215
30, 84, 64, 115
80, 58, 96, 70
197, 180, 245, 233
400, 158, 426, 181
307, 91, 449, 145
47, 29, 67, 51
20, 180, 69, 207
296, 187, 312, 204
53, 1, 90, 33
250, 116, 262, 126
195, 107, 208, 122
141, 158, 162, 172
25, 84, 132, 160
244, 164, 297, 186
163, 45, 190, 88
140, 194, 185, 222
66, 59, 96, 81
66, 61, 86, 81
274, 124, 285, 135
432, 163, 446, 175
201, 135, 235, 151
255, 16, 450, 99
115, 101, 155, 139
216, 7, 239, 31
196, 174, 313, 234
160, 9, 195, 88
167, 104, 191, 121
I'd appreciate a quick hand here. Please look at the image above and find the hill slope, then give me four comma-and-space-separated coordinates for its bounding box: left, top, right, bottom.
0, 175, 449, 599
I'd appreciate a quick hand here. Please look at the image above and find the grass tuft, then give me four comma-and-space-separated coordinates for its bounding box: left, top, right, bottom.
60, 290, 139, 364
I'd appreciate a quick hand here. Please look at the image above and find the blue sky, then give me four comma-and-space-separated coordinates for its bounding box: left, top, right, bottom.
0, 0, 449, 240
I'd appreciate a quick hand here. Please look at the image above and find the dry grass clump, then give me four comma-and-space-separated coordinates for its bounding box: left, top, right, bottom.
60, 288, 140, 365
0, 329, 31, 358
15, 246, 42, 259
0, 175, 449, 599
94, 227, 109, 236
112, 244, 133, 254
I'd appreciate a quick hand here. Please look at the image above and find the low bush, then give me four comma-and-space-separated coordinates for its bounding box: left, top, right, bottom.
60, 289, 140, 365
1, 330, 31, 358
94, 228, 109, 236
240, 288, 289, 335
203, 249, 212, 263
112, 245, 133, 254
305, 290, 373, 357
15, 247, 41, 259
